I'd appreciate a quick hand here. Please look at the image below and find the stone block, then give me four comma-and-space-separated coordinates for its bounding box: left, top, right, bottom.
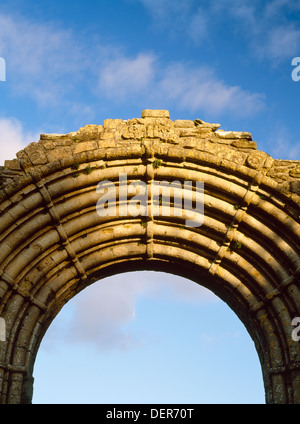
24, 143, 48, 166
173, 120, 195, 128
215, 129, 252, 140
231, 139, 257, 149
73, 141, 98, 154
4, 159, 22, 171
141, 109, 170, 118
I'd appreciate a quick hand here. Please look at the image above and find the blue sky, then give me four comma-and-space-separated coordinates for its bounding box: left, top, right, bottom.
1, 0, 300, 404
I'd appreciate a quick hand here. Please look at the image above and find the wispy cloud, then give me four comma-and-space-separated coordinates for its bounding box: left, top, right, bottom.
138, 0, 196, 35
0, 14, 79, 104
98, 52, 157, 100
267, 123, 300, 160
138, 0, 209, 43
138, 0, 300, 64
98, 55, 265, 117
0, 117, 40, 165
45, 272, 218, 353
157, 63, 265, 116
0, 12, 107, 112
224, 0, 300, 63
254, 24, 300, 63
0, 10, 265, 120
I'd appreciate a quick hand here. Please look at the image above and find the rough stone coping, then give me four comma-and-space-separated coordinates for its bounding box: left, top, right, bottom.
141, 109, 170, 118
1, 109, 300, 203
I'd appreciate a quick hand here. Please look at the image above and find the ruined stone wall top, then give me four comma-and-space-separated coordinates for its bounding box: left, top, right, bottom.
1, 109, 300, 201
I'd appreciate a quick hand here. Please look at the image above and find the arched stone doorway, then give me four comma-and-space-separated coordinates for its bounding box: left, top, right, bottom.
0, 110, 299, 403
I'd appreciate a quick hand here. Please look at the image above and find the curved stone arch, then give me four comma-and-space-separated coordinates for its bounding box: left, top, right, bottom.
0, 109, 299, 403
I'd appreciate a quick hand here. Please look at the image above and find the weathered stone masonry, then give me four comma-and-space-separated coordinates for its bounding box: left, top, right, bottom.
0, 109, 299, 403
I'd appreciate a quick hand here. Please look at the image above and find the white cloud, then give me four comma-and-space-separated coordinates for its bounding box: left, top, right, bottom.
187, 11, 209, 44
0, 117, 39, 165
157, 63, 265, 116
49, 272, 218, 353
138, 0, 193, 28
268, 124, 300, 160
219, 0, 300, 63
255, 25, 300, 62
98, 53, 156, 100
97, 54, 265, 116
66, 276, 142, 352
138, 0, 300, 64
0, 12, 102, 107
0, 10, 265, 118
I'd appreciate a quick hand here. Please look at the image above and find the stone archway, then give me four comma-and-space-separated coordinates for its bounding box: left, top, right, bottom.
0, 109, 299, 404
